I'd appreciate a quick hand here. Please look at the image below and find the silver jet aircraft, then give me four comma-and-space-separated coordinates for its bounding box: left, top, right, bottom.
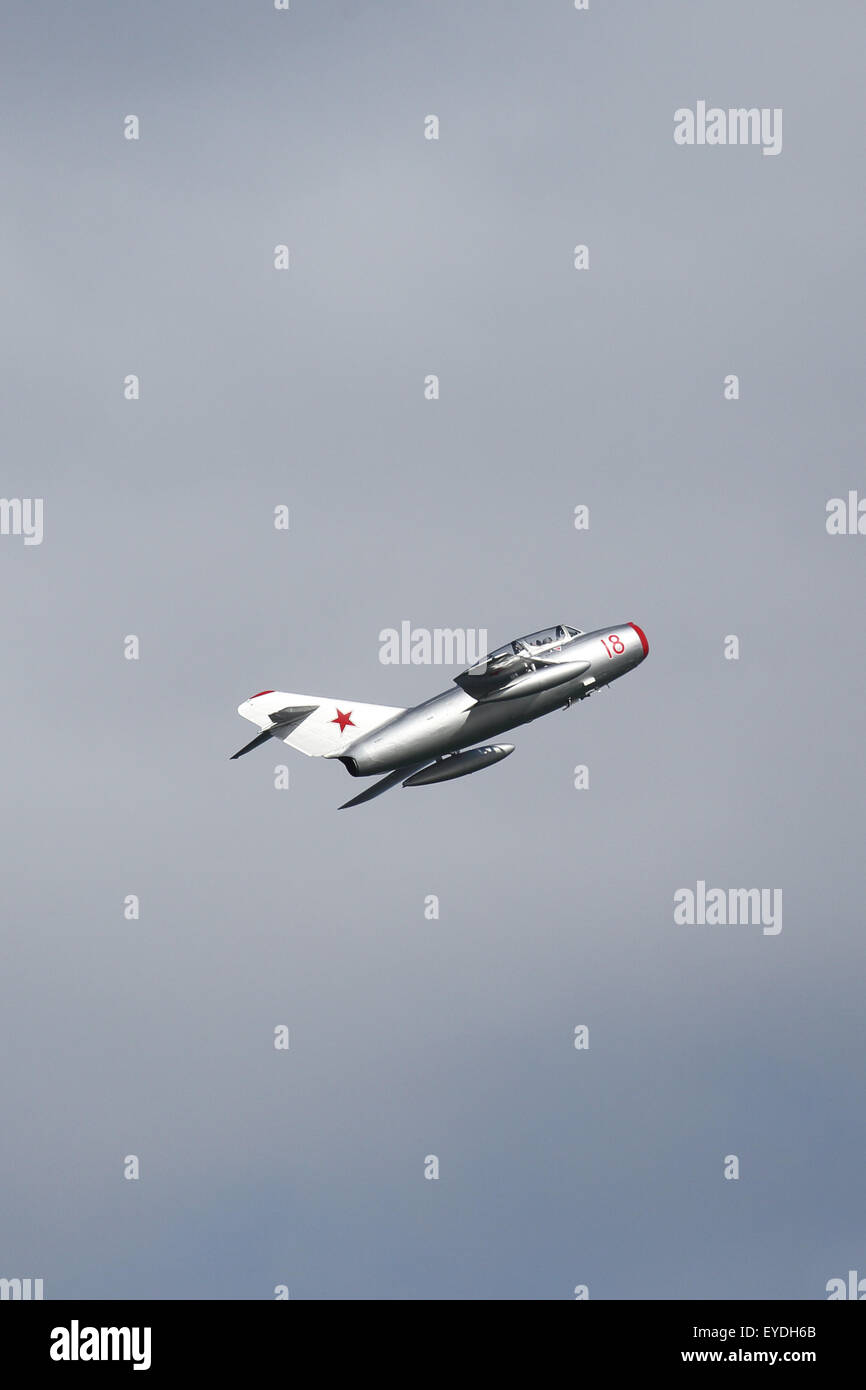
232, 621, 649, 808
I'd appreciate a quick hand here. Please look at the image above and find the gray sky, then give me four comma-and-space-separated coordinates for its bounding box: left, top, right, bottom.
1, 0, 864, 1299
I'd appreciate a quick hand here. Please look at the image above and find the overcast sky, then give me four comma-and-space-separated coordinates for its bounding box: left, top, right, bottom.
1, 0, 864, 1299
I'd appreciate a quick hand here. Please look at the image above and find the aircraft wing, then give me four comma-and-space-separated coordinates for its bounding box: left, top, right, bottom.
338, 763, 429, 810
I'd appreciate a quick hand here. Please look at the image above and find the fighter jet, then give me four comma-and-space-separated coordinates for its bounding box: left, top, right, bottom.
231, 621, 649, 808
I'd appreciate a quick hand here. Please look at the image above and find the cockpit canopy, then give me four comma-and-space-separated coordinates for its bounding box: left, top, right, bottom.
455, 624, 584, 697
485, 624, 581, 662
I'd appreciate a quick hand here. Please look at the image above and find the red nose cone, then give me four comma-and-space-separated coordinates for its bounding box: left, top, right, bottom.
629, 623, 649, 656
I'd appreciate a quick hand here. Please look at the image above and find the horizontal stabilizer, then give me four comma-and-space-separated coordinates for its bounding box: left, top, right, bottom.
230, 705, 319, 760
268, 704, 321, 730
230, 729, 274, 760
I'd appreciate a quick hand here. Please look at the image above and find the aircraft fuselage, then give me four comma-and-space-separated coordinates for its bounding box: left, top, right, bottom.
338, 623, 647, 776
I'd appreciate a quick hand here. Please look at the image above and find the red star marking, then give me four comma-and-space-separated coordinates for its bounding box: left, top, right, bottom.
331, 708, 355, 734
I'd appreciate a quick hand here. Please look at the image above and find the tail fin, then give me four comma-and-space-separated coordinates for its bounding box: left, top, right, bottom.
233, 689, 404, 759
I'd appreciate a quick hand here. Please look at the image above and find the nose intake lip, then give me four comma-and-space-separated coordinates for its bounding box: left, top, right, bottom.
629, 622, 649, 657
